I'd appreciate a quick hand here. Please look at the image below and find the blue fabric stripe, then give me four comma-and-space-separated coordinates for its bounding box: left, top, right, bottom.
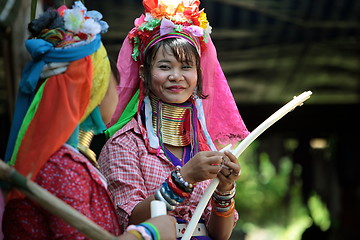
5, 35, 101, 162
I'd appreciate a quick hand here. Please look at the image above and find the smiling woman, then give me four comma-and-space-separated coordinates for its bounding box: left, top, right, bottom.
140, 38, 199, 104
98, 1, 250, 239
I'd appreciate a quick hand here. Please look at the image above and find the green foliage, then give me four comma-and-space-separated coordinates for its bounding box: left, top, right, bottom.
232, 140, 318, 240
308, 193, 331, 231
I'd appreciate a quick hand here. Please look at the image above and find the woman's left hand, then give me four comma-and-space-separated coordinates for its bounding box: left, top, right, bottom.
217, 151, 241, 192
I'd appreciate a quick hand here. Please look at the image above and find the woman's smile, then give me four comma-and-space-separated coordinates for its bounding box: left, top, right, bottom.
166, 85, 186, 93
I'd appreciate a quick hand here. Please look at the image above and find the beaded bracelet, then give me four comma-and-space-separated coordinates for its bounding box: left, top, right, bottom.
167, 174, 191, 198
172, 166, 195, 193
127, 224, 152, 240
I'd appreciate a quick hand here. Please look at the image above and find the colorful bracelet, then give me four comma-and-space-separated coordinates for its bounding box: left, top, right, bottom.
167, 174, 191, 198
127, 230, 143, 240
212, 191, 235, 201
211, 198, 235, 217
126, 224, 151, 240
162, 181, 185, 202
155, 188, 176, 211
213, 183, 236, 202
139, 222, 160, 240
211, 197, 233, 208
171, 166, 195, 193
215, 182, 236, 196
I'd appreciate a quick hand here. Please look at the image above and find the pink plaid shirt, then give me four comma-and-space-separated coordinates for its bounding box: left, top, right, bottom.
99, 117, 238, 231
3, 145, 122, 239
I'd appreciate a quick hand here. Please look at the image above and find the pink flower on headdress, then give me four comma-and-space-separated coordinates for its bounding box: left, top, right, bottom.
183, 25, 203, 37
160, 18, 176, 35
134, 14, 146, 27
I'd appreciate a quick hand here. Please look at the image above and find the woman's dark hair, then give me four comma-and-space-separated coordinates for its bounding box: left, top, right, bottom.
28, 10, 64, 38
142, 37, 206, 99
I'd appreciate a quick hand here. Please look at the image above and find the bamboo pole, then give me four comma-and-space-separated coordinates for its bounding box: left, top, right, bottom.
182, 91, 312, 240
0, 160, 117, 240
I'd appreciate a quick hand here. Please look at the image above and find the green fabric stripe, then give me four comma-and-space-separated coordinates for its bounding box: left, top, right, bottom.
9, 81, 46, 166
104, 89, 140, 139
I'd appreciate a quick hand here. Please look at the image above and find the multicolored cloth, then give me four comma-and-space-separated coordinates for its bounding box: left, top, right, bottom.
99, 117, 239, 233
3, 145, 122, 239
2, 2, 117, 238
4, 1, 110, 200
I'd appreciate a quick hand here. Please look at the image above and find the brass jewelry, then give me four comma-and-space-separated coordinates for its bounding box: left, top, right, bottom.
150, 95, 191, 147
77, 129, 99, 168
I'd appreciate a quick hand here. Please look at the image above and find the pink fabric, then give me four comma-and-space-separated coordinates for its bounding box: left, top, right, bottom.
99, 117, 238, 232
110, 37, 140, 126
111, 36, 249, 146
2, 145, 122, 239
200, 37, 250, 144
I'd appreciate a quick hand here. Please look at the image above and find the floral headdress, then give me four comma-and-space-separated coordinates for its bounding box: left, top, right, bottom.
109, 0, 249, 150
128, 0, 212, 61
29, 1, 108, 47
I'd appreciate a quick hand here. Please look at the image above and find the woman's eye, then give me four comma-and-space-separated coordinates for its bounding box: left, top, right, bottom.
159, 65, 170, 69
182, 65, 192, 69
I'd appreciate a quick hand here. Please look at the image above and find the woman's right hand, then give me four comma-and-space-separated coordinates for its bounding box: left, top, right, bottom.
180, 151, 224, 183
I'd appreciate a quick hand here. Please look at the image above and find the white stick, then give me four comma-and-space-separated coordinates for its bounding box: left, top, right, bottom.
181, 91, 312, 240
150, 200, 167, 217
232, 91, 312, 158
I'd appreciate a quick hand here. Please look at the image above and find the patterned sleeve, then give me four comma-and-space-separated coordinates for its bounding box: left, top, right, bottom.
99, 131, 149, 230
36, 153, 95, 239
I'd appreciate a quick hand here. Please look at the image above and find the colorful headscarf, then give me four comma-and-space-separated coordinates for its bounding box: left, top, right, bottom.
107, 0, 249, 149
5, 1, 110, 199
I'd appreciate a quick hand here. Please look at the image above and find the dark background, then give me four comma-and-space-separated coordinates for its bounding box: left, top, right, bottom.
1, 0, 359, 239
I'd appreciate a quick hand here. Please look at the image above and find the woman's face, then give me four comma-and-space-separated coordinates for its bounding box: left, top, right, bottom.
143, 45, 198, 104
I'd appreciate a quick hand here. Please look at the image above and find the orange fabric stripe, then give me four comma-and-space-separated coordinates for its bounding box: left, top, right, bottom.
9, 56, 93, 199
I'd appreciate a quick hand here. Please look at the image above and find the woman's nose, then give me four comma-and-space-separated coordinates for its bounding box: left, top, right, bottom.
168, 69, 183, 81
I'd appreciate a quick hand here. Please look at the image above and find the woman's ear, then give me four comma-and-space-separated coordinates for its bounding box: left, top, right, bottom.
139, 65, 145, 82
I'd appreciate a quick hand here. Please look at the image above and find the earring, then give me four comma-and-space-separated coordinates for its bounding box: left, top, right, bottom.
192, 87, 199, 99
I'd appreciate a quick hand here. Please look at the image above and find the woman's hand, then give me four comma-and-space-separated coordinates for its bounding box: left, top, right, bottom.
217, 151, 241, 192
40, 62, 69, 79
181, 151, 223, 183
143, 215, 177, 240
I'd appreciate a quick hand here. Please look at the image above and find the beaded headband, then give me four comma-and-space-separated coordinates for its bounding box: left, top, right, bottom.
143, 31, 201, 58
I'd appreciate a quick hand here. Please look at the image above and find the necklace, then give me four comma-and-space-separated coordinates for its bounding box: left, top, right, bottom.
150, 95, 192, 147
77, 129, 99, 168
